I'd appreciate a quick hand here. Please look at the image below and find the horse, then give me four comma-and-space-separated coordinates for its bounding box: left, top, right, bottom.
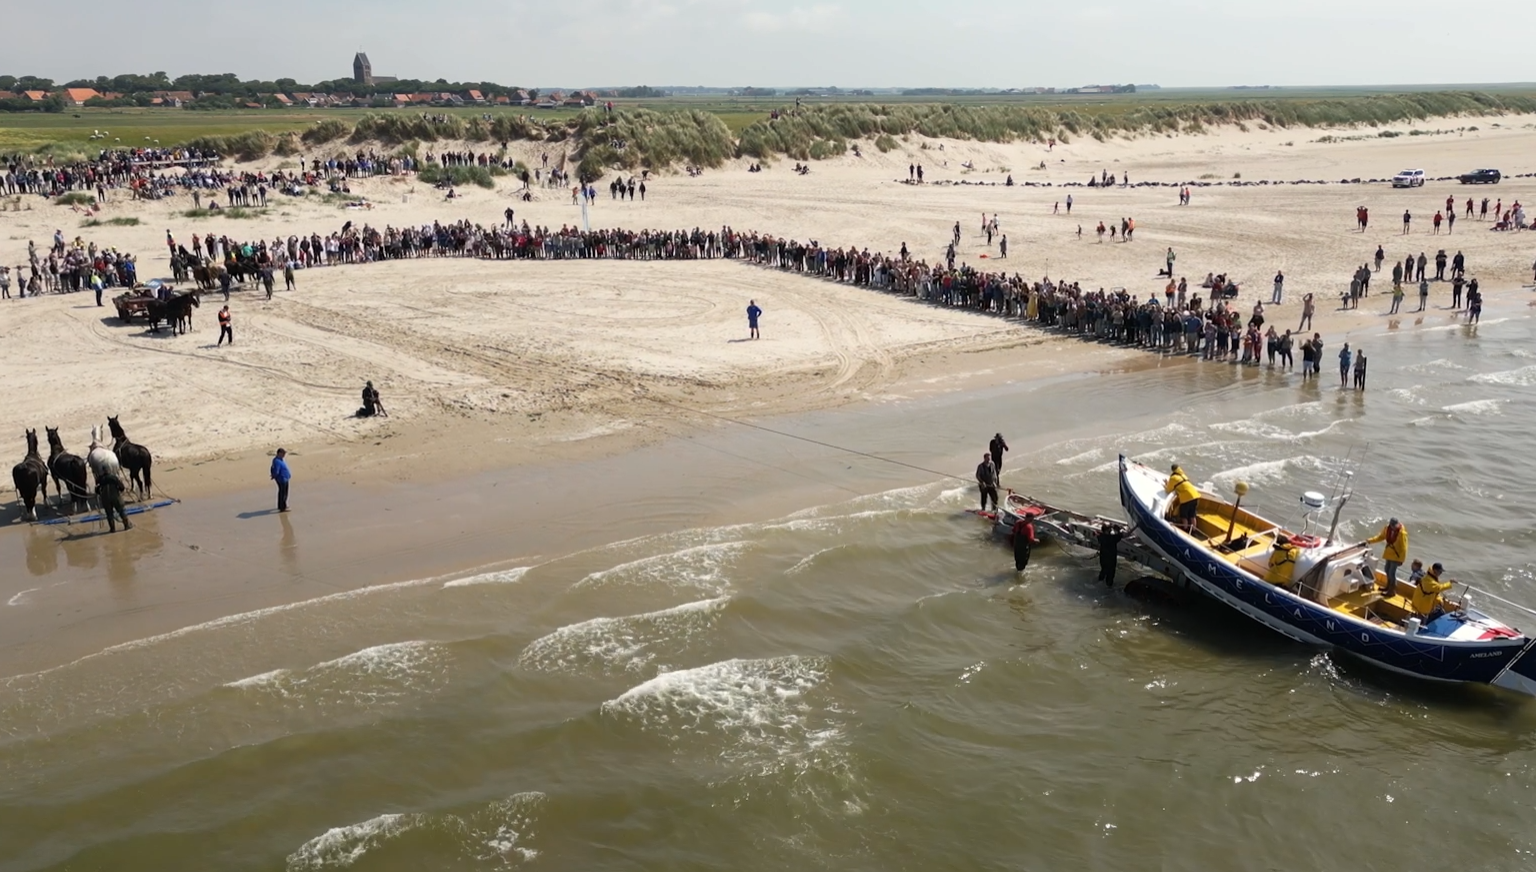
87, 426, 124, 492
107, 415, 153, 500
11, 429, 50, 522
170, 291, 200, 334
144, 298, 171, 333
146, 292, 199, 335
45, 426, 91, 514
191, 264, 216, 291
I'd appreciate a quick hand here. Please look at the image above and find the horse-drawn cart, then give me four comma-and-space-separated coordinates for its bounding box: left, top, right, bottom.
113, 290, 157, 323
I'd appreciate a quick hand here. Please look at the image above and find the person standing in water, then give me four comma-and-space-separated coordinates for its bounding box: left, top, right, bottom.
1097, 522, 1128, 587
270, 448, 291, 513
95, 465, 132, 532
988, 433, 1009, 473
976, 453, 999, 513
746, 299, 762, 339
1353, 351, 1367, 390
1011, 513, 1037, 573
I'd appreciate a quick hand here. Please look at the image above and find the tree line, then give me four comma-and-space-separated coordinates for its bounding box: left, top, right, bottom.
0, 72, 670, 112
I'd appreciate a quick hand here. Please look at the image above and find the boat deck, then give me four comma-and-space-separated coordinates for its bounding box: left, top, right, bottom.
1008, 495, 1419, 624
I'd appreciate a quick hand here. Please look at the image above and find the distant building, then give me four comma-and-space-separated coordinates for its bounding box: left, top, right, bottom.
62, 87, 103, 105
353, 52, 372, 85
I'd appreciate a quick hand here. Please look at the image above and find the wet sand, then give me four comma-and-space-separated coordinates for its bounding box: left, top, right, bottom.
0, 339, 1187, 679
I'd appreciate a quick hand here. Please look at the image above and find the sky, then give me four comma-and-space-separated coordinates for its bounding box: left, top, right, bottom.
9, 0, 1536, 89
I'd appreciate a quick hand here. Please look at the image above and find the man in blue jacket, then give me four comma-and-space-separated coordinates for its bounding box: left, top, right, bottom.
746, 300, 763, 340
270, 448, 291, 512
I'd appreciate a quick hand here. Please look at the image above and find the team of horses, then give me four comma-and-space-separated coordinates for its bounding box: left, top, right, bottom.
146, 291, 200, 335
10, 417, 154, 522
171, 250, 265, 289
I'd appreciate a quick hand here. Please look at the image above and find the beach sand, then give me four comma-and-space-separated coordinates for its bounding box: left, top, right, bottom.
2, 114, 1535, 670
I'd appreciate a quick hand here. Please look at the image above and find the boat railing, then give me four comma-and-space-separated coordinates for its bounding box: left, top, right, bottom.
1461, 585, 1536, 623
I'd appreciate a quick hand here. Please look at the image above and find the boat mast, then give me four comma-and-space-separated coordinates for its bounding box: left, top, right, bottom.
1325, 472, 1353, 545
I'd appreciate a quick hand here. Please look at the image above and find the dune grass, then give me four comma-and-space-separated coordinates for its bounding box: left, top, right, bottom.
301, 118, 352, 146
55, 192, 96, 206
734, 90, 1536, 152
8, 91, 1535, 180
417, 164, 501, 189
80, 216, 141, 227
182, 207, 264, 219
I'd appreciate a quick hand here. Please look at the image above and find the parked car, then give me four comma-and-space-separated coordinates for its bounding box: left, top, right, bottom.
1458, 168, 1501, 184
1392, 169, 1426, 188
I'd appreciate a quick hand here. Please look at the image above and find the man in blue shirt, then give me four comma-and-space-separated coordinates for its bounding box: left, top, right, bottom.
270, 447, 291, 512
746, 300, 762, 340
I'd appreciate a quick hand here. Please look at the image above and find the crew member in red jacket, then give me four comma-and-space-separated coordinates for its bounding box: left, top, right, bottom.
1012, 514, 1038, 573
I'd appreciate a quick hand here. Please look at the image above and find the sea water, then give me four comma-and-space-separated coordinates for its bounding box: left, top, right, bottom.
4, 312, 1536, 871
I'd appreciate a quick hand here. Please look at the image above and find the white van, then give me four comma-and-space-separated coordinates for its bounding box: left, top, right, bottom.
1392, 169, 1426, 188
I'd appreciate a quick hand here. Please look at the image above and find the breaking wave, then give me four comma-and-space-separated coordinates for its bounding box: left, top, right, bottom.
286, 792, 545, 870
517, 597, 730, 674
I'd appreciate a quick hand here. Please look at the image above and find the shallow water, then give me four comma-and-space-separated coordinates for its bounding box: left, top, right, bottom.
5, 309, 1536, 871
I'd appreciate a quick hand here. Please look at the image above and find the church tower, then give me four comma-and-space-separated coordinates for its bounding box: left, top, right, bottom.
352, 52, 372, 85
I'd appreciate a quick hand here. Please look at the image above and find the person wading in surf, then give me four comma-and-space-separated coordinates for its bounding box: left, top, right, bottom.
1011, 513, 1037, 573
1097, 521, 1130, 587
988, 433, 1009, 473
976, 454, 999, 513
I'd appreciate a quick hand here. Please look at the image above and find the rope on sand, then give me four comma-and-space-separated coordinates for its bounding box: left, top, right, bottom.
638, 394, 972, 486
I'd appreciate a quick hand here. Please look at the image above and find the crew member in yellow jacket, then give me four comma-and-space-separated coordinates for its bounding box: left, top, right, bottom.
1165, 464, 1201, 531
1366, 518, 1409, 595
1411, 562, 1455, 620
1265, 536, 1301, 587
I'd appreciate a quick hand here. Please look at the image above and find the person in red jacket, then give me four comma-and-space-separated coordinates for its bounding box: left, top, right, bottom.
1012, 514, 1038, 573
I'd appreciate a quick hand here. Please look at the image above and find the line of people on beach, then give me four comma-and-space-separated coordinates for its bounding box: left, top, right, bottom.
175, 221, 748, 269
152, 217, 1320, 367
3, 149, 225, 198
122, 211, 1502, 387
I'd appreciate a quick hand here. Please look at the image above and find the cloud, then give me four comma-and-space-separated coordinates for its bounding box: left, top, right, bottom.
744, 4, 845, 32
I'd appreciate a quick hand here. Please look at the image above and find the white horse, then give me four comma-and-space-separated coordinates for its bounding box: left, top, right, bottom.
87, 425, 124, 487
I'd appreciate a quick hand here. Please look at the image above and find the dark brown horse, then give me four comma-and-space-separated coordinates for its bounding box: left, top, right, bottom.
107, 415, 153, 500
11, 429, 49, 522
45, 426, 91, 514
146, 291, 200, 335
